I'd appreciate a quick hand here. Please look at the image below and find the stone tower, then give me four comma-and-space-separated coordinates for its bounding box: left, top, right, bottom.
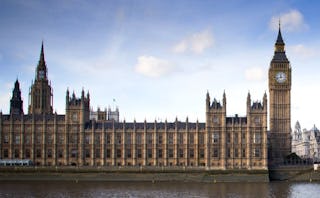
206, 91, 227, 168
28, 42, 53, 114
10, 79, 24, 115
268, 24, 292, 165
65, 89, 90, 166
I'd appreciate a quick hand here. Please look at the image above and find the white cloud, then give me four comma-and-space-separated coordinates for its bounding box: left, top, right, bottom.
245, 67, 265, 81
134, 55, 173, 78
289, 44, 317, 58
269, 10, 307, 32
173, 29, 214, 54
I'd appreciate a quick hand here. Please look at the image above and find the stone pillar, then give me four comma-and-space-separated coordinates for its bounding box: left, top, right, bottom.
101, 122, 105, 166
205, 127, 210, 168
132, 122, 136, 166
195, 121, 199, 167
122, 121, 125, 166
42, 114, 46, 166
20, 115, 24, 160
32, 114, 35, 163
111, 122, 115, 166
221, 121, 226, 170
246, 125, 251, 170
143, 121, 147, 166
64, 123, 69, 166
185, 121, 188, 166
9, 115, 13, 159
164, 120, 168, 166
91, 125, 95, 166
0, 112, 2, 158
174, 120, 178, 166
153, 121, 157, 166
53, 113, 57, 166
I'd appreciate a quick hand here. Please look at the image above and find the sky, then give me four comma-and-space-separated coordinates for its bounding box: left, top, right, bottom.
1, 0, 320, 130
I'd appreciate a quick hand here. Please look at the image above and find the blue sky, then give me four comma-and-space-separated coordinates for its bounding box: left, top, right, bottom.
1, 0, 320, 129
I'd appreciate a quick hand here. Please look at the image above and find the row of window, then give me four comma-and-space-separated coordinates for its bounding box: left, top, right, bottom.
2, 147, 261, 159
3, 132, 262, 145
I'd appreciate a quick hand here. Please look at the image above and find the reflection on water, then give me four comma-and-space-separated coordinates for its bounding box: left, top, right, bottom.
0, 181, 320, 198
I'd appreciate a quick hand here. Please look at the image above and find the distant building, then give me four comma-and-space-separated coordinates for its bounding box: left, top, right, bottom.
90, 107, 119, 122
292, 121, 320, 162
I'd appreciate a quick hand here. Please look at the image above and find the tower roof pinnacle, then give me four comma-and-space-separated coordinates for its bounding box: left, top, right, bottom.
276, 21, 284, 45
36, 42, 48, 80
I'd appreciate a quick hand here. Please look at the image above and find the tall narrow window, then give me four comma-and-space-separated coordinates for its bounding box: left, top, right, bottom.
96, 149, 100, 158
116, 134, 121, 145
168, 149, 174, 158
147, 149, 152, 158
234, 133, 238, 144
85, 135, 91, 144
213, 148, 219, 158
85, 149, 90, 158
168, 133, 173, 144
189, 133, 194, 144
189, 149, 194, 158
15, 135, 20, 144
213, 133, 219, 143
199, 149, 204, 159
136, 134, 142, 145
137, 149, 142, 158
47, 149, 52, 158
179, 149, 184, 158
4, 135, 9, 144
178, 133, 184, 144
106, 149, 111, 158
158, 149, 163, 158
199, 134, 204, 144
106, 134, 111, 144
126, 149, 131, 158
158, 134, 163, 144
147, 134, 153, 145
26, 149, 31, 158
14, 149, 19, 158
36, 149, 41, 158
126, 134, 131, 145
116, 149, 121, 158
254, 133, 261, 144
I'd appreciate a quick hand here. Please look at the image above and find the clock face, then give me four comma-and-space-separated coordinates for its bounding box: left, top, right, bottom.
39, 70, 45, 79
275, 72, 286, 83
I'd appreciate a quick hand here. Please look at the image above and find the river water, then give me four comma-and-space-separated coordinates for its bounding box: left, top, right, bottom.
0, 181, 319, 198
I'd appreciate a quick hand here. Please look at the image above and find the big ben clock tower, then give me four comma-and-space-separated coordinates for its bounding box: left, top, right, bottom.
269, 24, 292, 165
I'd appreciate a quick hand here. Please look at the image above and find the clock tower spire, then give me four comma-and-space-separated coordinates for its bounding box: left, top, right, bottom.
268, 25, 292, 166
28, 42, 53, 115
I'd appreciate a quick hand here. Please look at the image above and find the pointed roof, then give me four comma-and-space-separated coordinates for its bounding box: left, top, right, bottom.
14, 78, 20, 90
271, 22, 289, 62
37, 41, 47, 71
10, 79, 23, 115
276, 22, 284, 45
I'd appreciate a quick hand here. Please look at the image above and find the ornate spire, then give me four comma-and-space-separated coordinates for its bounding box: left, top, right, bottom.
272, 22, 288, 62
275, 21, 285, 53
276, 20, 284, 45
36, 42, 47, 80
10, 79, 24, 115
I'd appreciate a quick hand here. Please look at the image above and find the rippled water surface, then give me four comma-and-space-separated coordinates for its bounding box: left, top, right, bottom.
0, 181, 320, 198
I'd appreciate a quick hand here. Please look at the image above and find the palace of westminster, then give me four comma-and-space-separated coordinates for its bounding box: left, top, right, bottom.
0, 27, 292, 170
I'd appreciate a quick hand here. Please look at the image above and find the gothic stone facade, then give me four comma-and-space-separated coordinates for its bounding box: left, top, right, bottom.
292, 121, 320, 162
0, 28, 291, 170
